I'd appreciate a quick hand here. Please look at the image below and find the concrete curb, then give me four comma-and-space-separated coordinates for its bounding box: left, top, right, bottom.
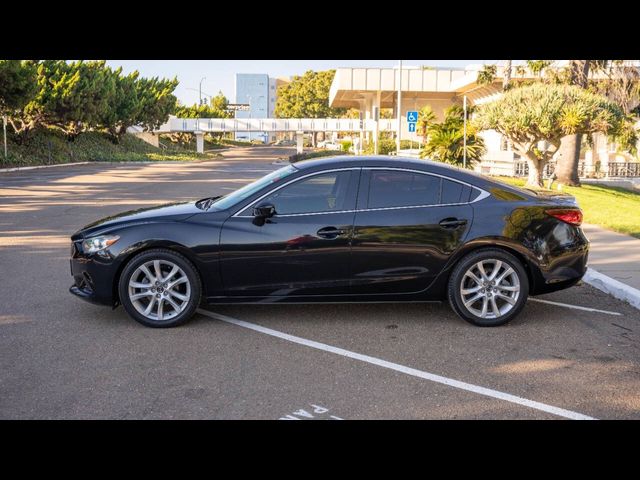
0, 156, 226, 174
0, 162, 90, 173
583, 267, 640, 310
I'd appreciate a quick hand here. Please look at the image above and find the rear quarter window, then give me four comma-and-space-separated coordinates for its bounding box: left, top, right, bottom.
441, 179, 471, 204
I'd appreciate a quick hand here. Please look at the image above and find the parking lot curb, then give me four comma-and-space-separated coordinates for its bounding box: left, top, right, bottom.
583, 267, 640, 310
0, 162, 91, 173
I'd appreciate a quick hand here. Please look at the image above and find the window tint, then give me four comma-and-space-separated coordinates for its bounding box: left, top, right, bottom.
368, 171, 440, 208
261, 171, 353, 215
441, 179, 470, 204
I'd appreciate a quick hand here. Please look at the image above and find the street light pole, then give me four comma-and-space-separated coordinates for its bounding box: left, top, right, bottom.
396, 60, 403, 155
199, 77, 206, 105
2, 115, 7, 159
463, 95, 467, 169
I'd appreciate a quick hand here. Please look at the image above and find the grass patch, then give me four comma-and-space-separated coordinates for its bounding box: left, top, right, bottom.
1, 127, 219, 168
493, 176, 640, 239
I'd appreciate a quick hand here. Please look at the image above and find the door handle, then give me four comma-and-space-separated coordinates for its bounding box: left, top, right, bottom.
317, 226, 346, 238
439, 218, 468, 229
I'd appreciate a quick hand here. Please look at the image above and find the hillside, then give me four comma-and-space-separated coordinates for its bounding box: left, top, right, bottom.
1, 128, 221, 168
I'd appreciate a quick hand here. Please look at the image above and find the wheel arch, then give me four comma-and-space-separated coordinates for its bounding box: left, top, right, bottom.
111, 240, 204, 307
437, 238, 542, 297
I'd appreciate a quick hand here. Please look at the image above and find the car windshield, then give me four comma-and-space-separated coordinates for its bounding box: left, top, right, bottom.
208, 164, 298, 211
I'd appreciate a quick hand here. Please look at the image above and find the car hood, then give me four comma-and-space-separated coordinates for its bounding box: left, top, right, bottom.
72, 201, 202, 240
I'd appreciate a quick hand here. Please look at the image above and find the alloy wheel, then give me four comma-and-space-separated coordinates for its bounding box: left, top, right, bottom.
127, 259, 191, 322
459, 259, 520, 319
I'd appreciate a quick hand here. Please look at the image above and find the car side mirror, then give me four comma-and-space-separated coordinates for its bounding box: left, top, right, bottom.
253, 204, 275, 219
252, 204, 275, 226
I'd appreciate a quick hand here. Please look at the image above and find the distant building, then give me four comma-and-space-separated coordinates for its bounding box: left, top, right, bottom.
234, 73, 289, 142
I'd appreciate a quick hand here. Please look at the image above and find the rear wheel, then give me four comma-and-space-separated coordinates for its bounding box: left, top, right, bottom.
448, 249, 529, 327
118, 249, 201, 328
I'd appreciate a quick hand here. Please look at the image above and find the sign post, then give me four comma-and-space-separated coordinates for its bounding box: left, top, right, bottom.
406, 110, 418, 152
463, 96, 467, 169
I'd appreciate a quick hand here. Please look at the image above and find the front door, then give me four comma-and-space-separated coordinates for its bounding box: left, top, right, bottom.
350, 168, 474, 295
219, 168, 360, 297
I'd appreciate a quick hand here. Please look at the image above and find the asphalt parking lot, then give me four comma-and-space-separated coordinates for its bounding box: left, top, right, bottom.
1, 146, 640, 419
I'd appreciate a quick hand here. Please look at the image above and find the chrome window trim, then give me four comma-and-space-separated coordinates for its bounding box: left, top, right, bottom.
364, 167, 490, 206
232, 165, 490, 218
233, 168, 361, 217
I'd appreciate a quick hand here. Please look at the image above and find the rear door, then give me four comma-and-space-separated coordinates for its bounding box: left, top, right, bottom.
350, 168, 474, 295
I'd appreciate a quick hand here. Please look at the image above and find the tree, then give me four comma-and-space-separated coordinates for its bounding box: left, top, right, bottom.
477, 64, 497, 86
275, 70, 346, 146
0, 60, 38, 151
553, 60, 592, 185
210, 91, 228, 112
503, 60, 512, 90
98, 67, 141, 142
0, 60, 37, 116
416, 105, 435, 143
526, 60, 553, 78
275, 70, 345, 118
134, 76, 179, 132
419, 105, 485, 167
474, 83, 626, 188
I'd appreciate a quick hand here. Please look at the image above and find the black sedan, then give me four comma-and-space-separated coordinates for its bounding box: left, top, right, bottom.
69, 156, 588, 328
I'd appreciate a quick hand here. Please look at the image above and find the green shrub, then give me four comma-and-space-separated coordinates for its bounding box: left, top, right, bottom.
340, 140, 352, 152
363, 137, 396, 155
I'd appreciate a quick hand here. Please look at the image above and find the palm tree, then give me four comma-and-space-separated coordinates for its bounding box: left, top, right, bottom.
416, 105, 435, 144
477, 64, 497, 86
503, 60, 512, 90
420, 105, 486, 167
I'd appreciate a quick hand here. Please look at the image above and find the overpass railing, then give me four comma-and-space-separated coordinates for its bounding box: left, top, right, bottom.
168, 118, 398, 133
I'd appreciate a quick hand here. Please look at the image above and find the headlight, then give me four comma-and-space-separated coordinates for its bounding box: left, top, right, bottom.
82, 235, 120, 253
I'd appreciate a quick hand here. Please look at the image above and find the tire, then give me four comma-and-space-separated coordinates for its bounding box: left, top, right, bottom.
447, 248, 529, 327
118, 248, 201, 328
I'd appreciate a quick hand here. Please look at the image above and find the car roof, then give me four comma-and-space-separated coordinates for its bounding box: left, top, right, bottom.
293, 155, 486, 185
292, 155, 537, 199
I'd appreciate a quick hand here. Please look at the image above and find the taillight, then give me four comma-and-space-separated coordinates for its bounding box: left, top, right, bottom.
545, 209, 583, 226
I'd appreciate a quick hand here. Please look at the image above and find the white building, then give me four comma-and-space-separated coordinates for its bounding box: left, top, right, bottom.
328, 64, 639, 177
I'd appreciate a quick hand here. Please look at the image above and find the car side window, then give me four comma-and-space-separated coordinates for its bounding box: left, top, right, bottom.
367, 170, 440, 209
261, 171, 353, 215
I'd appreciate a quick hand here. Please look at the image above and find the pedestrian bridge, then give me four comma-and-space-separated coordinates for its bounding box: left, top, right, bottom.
159, 117, 397, 134
130, 117, 400, 153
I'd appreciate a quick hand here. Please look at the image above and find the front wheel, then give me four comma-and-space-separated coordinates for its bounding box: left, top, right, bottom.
448, 249, 529, 327
118, 249, 201, 328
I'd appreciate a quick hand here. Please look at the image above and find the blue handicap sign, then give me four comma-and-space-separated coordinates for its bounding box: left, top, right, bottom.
408, 122, 416, 133
407, 111, 418, 122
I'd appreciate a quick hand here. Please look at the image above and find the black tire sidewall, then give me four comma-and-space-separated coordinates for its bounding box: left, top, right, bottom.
448, 249, 529, 327
118, 249, 201, 328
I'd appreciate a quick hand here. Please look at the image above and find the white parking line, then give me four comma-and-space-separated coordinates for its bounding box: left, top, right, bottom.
528, 298, 622, 316
197, 309, 596, 420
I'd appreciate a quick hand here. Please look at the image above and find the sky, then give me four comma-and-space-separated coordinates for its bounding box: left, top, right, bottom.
106, 60, 504, 106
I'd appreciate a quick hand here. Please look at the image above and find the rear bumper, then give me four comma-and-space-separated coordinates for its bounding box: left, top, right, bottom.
530, 246, 589, 295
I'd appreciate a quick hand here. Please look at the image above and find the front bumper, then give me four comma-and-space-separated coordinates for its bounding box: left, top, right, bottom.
69, 242, 117, 306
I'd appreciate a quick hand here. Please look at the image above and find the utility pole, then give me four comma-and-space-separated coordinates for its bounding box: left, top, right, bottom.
2, 115, 7, 159
463, 95, 467, 169
199, 77, 206, 105
396, 60, 402, 155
